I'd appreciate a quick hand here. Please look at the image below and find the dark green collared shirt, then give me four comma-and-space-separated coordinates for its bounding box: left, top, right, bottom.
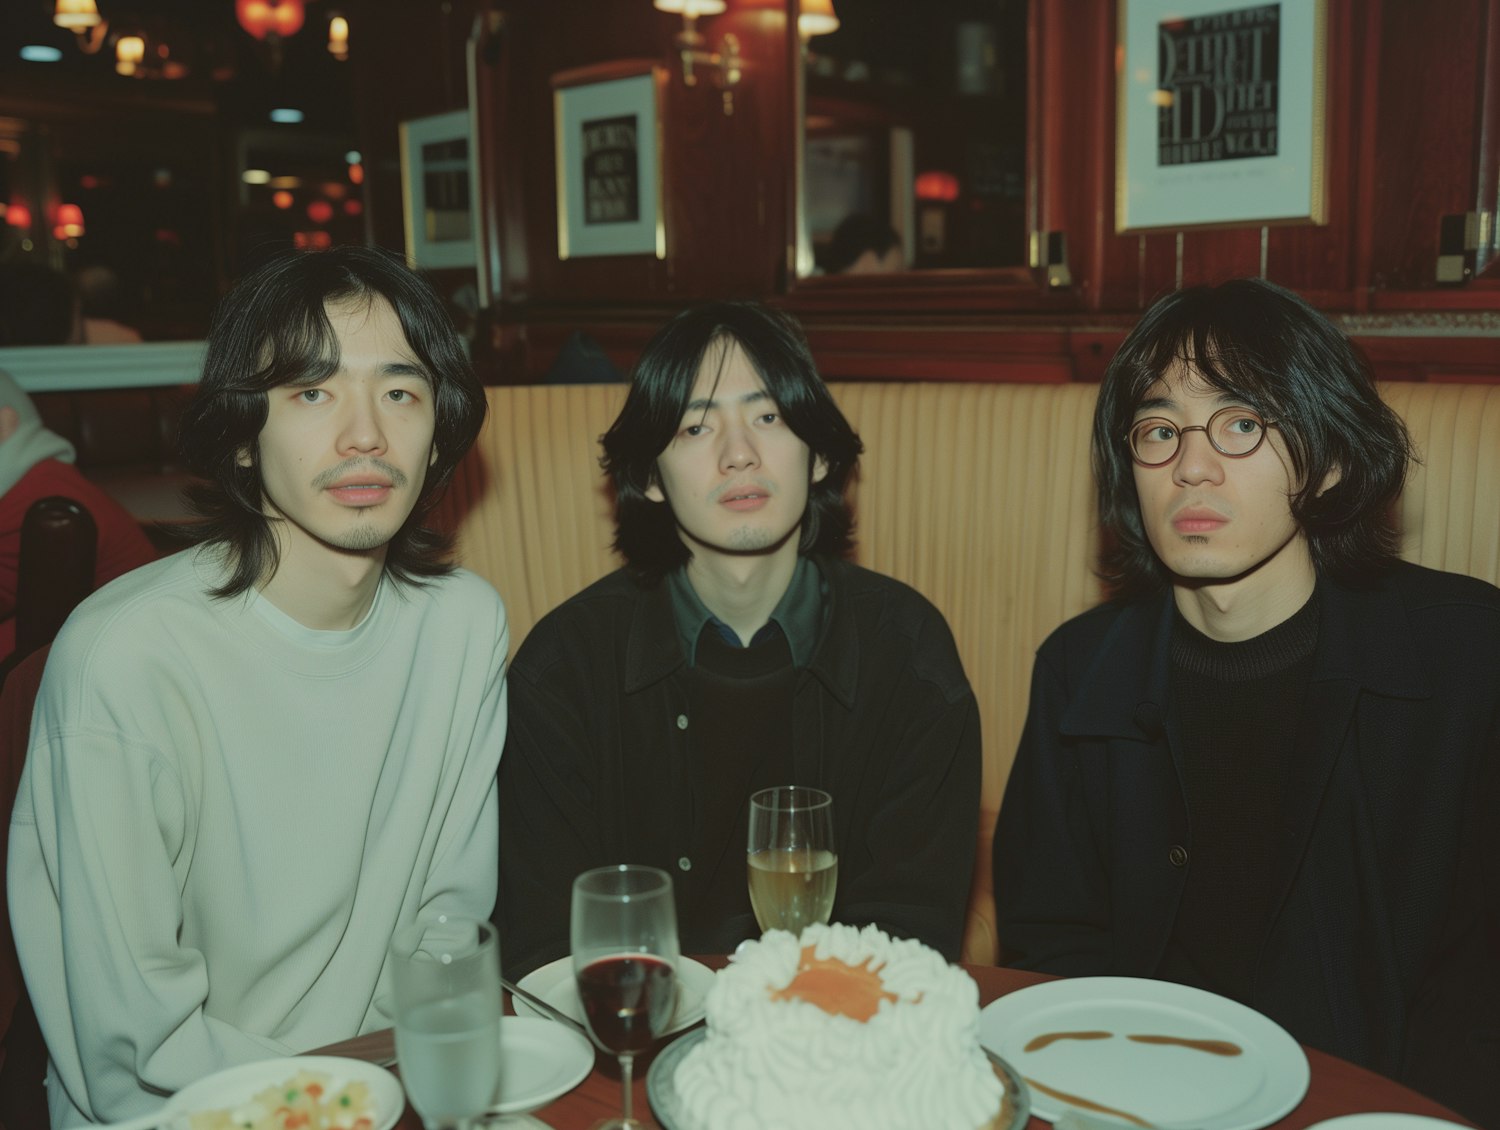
666, 554, 825, 667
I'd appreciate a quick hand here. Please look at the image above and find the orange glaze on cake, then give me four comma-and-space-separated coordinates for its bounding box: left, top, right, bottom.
769, 945, 903, 1021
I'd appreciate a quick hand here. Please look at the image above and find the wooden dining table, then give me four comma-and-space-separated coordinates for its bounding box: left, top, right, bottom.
322, 959, 1478, 1130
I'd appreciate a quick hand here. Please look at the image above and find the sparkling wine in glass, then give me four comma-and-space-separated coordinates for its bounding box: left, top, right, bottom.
389, 915, 502, 1130
571, 865, 679, 1130
747, 785, 838, 934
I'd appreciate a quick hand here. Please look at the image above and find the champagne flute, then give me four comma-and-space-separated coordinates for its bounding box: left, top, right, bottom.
747, 785, 838, 934
388, 915, 503, 1130
571, 865, 679, 1130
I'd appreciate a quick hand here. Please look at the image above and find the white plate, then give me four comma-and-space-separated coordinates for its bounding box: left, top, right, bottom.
1303, 1118, 1473, 1129
488, 1016, 593, 1115
164, 1056, 403, 1130
513, 955, 715, 1035
979, 976, 1309, 1130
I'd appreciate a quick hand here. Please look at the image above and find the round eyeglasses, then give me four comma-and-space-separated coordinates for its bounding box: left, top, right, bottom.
1128, 406, 1278, 467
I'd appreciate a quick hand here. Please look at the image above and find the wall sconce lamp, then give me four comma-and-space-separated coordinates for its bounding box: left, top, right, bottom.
53, 0, 109, 54
328, 15, 350, 61
115, 35, 145, 76
53, 0, 101, 30
798, 0, 839, 40
653, 0, 741, 112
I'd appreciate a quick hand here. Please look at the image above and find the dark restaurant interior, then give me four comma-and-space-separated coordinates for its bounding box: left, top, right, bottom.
0, 1, 1498, 1127
1, 0, 1495, 380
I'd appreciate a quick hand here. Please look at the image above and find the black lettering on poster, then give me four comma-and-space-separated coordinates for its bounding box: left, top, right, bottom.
581, 114, 640, 225
1156, 3, 1280, 166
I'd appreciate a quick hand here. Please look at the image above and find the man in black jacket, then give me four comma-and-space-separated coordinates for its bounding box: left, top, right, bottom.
499, 301, 980, 975
994, 279, 1498, 1126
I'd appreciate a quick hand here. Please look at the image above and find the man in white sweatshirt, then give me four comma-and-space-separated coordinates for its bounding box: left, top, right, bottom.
8, 246, 508, 1127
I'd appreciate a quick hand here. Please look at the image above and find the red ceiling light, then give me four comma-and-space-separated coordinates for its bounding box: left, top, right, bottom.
54, 202, 85, 238
5, 203, 32, 229
305, 200, 334, 224
236, 0, 306, 41
915, 171, 961, 203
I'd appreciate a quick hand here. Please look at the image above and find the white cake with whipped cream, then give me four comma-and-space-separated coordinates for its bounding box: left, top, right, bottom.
673, 923, 1010, 1130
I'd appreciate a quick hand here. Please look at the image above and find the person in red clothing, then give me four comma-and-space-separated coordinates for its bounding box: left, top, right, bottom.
0, 370, 157, 659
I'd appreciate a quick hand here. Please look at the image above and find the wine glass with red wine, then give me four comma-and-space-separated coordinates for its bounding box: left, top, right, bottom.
571, 865, 680, 1130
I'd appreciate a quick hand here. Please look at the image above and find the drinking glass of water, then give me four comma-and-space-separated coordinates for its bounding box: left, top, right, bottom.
571, 865, 679, 1130
747, 785, 838, 934
389, 915, 502, 1130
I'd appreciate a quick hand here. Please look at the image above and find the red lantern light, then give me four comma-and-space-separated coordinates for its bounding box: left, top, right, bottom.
236, 0, 305, 41
5, 203, 32, 229
54, 202, 85, 238
342, 199, 363, 217
305, 200, 334, 224
914, 171, 961, 203
272, 190, 294, 210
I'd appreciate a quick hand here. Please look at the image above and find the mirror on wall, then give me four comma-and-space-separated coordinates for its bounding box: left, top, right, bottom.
798, 0, 1028, 278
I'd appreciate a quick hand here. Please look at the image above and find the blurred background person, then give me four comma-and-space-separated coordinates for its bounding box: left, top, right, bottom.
74, 265, 144, 345
0, 371, 157, 661
824, 213, 906, 275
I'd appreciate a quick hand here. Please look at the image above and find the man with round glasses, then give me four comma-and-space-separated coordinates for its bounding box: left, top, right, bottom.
993, 278, 1498, 1126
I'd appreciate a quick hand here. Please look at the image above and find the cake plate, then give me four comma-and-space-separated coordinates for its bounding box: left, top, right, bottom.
647, 1028, 1031, 1130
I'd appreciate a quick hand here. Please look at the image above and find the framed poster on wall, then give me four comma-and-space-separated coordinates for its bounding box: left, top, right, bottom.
1115, 0, 1328, 233
553, 62, 666, 259
399, 109, 479, 269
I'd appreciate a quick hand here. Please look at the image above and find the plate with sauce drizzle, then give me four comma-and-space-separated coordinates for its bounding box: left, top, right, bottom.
978, 976, 1308, 1130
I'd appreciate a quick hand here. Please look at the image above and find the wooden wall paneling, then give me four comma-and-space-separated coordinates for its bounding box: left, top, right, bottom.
1068, 0, 1146, 313
1474, 0, 1500, 278
1258, 0, 1361, 302
1177, 229, 1266, 289
1353, 330, 1500, 382
1368, 0, 1490, 291
471, 3, 532, 307
1348, 0, 1383, 312
657, 5, 796, 301
804, 326, 1076, 383
509, 4, 671, 305
1032, 0, 1087, 299
1092, 0, 1366, 306
493, 1, 792, 310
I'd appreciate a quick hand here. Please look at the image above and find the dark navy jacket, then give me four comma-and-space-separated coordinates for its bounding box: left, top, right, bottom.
994, 562, 1500, 1126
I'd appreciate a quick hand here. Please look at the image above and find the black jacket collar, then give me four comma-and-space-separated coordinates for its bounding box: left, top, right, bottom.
1060, 569, 1432, 742
622, 556, 860, 709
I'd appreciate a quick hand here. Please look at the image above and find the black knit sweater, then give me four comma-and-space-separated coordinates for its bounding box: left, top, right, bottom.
1156, 593, 1320, 1002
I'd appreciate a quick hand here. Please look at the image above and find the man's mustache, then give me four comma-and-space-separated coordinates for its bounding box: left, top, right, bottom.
310, 458, 409, 490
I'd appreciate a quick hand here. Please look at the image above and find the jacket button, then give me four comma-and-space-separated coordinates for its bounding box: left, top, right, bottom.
676, 714, 689, 730
1168, 845, 1189, 867
677, 856, 692, 871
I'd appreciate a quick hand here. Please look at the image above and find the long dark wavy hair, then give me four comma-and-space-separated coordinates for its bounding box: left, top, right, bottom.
1095, 278, 1414, 598
601, 301, 863, 582
178, 245, 486, 597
